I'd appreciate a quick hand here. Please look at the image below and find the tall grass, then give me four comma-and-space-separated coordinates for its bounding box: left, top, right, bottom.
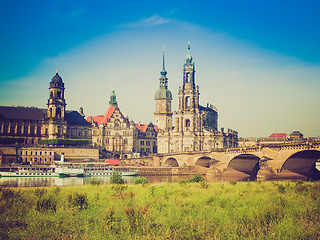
0, 181, 320, 239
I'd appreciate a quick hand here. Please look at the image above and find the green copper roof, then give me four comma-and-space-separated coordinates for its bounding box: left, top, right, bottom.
109, 90, 118, 106
185, 42, 193, 64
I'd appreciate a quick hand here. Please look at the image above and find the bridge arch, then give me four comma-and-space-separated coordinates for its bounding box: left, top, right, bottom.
195, 156, 211, 168
163, 157, 179, 167
281, 150, 320, 179
228, 154, 260, 177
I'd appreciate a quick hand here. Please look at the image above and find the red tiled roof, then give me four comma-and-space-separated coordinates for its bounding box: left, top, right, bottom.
135, 123, 148, 132
135, 123, 158, 133
269, 133, 287, 138
86, 105, 115, 125
105, 159, 119, 165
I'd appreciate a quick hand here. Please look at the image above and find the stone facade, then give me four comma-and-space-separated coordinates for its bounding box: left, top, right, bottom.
155, 43, 238, 153
88, 91, 157, 158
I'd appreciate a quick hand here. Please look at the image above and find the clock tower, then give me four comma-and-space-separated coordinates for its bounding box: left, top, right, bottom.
154, 50, 173, 131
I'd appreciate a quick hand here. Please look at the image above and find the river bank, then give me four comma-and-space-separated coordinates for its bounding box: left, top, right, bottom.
1, 180, 320, 239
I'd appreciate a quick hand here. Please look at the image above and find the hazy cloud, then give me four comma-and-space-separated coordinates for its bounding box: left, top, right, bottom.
120, 15, 173, 28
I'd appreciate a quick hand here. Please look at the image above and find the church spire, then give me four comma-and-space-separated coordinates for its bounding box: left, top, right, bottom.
160, 48, 167, 78
185, 41, 193, 65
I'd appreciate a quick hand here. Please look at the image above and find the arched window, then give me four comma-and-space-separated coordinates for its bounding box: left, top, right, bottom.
185, 119, 190, 128
56, 108, 61, 118
114, 119, 121, 129
185, 96, 190, 108
186, 73, 190, 83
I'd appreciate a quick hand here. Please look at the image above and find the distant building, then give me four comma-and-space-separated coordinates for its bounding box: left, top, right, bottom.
289, 131, 304, 139
0, 71, 92, 165
268, 133, 288, 138
0, 71, 91, 146
87, 91, 157, 158
155, 44, 238, 153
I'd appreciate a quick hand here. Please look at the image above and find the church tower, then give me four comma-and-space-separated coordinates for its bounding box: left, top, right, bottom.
154, 49, 173, 131
175, 42, 201, 133
47, 70, 67, 139
47, 70, 66, 120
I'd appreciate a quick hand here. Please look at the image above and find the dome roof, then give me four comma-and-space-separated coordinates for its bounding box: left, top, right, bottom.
155, 88, 173, 100
51, 72, 63, 84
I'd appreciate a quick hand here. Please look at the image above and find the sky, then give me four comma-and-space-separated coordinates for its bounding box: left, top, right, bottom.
0, 0, 320, 138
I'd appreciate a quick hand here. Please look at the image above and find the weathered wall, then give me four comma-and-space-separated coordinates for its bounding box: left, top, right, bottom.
53, 147, 99, 161
0, 146, 17, 164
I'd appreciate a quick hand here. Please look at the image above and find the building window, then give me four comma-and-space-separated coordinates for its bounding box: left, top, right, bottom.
185, 119, 191, 128
185, 97, 190, 108
186, 72, 190, 83
140, 141, 144, 146
146, 141, 150, 146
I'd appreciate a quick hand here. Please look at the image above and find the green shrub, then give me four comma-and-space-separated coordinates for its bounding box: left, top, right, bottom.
179, 179, 188, 186
33, 188, 47, 198
36, 195, 57, 212
229, 180, 237, 185
188, 173, 204, 183
110, 172, 125, 184
278, 184, 286, 193
200, 181, 209, 189
111, 184, 127, 193
39, 138, 90, 146
133, 177, 149, 185
90, 177, 102, 185
68, 192, 88, 210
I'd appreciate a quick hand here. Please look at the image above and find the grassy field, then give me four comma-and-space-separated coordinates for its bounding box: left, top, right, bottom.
1, 179, 320, 239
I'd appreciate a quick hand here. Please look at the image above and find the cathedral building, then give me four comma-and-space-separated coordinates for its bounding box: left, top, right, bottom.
0, 71, 91, 145
87, 91, 157, 158
155, 43, 238, 153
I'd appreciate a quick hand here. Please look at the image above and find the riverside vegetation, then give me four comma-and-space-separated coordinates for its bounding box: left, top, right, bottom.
0, 177, 320, 239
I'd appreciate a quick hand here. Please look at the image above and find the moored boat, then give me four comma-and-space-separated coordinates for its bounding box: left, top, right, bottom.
54, 162, 138, 177
84, 164, 138, 177
0, 166, 58, 177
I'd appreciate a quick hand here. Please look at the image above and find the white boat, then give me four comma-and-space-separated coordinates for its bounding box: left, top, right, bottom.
54, 164, 85, 178
54, 162, 138, 178
0, 166, 58, 177
84, 164, 139, 177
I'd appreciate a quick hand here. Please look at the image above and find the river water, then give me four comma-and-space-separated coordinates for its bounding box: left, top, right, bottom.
1, 163, 319, 187
0, 174, 256, 188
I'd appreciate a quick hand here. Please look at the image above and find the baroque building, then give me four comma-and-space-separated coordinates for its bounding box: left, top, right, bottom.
87, 91, 157, 158
156, 43, 238, 153
0, 70, 91, 146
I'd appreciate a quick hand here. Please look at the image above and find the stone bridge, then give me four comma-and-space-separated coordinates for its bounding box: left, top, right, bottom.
150, 141, 320, 179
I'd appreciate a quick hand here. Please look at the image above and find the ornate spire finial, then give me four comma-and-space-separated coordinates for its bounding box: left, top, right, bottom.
56, 69, 59, 74
160, 48, 167, 78
109, 90, 118, 106
162, 47, 165, 71
185, 41, 193, 64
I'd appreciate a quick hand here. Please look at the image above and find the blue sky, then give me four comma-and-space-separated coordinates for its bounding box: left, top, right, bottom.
1, 0, 320, 137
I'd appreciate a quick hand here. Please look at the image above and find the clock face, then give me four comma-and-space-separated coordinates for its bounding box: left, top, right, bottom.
161, 117, 165, 120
